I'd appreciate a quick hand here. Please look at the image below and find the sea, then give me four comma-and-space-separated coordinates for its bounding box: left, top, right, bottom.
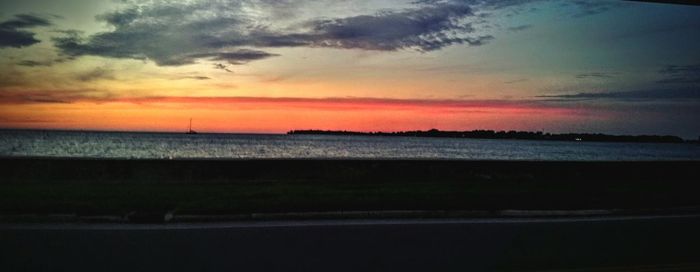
1, 129, 699, 160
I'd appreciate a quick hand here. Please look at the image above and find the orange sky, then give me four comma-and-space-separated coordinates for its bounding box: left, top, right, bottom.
0, 96, 600, 133
1, 1, 699, 137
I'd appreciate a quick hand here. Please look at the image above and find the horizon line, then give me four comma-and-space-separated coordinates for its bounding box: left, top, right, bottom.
1, 127, 695, 140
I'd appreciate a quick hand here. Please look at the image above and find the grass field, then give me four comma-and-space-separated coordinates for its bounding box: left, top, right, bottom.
1, 159, 699, 216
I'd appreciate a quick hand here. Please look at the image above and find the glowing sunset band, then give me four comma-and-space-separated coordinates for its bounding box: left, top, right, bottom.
1, 96, 599, 133
113, 96, 575, 112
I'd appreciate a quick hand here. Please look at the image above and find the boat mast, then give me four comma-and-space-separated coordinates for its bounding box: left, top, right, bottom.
189, 118, 192, 132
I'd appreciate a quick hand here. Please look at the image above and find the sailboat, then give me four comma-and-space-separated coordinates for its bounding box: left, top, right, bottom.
186, 118, 197, 134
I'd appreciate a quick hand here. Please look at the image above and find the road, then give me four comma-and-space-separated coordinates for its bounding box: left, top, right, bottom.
2, 215, 700, 271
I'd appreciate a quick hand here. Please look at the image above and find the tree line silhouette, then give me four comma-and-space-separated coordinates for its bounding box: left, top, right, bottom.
287, 129, 688, 143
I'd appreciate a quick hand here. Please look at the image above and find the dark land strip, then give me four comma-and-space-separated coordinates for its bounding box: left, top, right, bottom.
2, 216, 700, 271
288, 129, 695, 143
1, 159, 699, 222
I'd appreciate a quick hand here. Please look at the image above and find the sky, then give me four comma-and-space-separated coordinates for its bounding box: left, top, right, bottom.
0, 0, 699, 138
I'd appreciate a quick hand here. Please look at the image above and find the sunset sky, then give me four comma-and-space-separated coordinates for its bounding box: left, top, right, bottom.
1, 0, 699, 137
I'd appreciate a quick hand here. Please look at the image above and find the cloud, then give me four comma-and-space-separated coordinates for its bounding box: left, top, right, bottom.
51, 0, 495, 67
0, 14, 52, 48
567, 0, 629, 17
507, 24, 532, 31
657, 64, 700, 84
0, 116, 58, 124
660, 64, 700, 74
48, 0, 629, 67
656, 77, 700, 84
538, 88, 700, 101
75, 67, 115, 82
468, 0, 626, 18
189, 49, 279, 65
16, 57, 70, 67
284, 3, 489, 51
447, 0, 625, 17
16, 60, 53, 67
181, 76, 211, 80
575, 72, 617, 79
213, 63, 232, 73
0, 88, 102, 104
52, 1, 254, 66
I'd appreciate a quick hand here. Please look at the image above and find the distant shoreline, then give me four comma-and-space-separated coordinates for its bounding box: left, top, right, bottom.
288, 129, 696, 143
1, 128, 698, 143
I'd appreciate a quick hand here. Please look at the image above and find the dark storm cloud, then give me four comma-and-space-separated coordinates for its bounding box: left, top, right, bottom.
49, 0, 625, 67
538, 88, 700, 101
51, 0, 493, 66
289, 3, 486, 51
0, 14, 52, 48
0, 14, 51, 29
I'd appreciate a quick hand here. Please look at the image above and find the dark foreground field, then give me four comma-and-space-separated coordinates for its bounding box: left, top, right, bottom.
3, 216, 700, 272
1, 158, 699, 219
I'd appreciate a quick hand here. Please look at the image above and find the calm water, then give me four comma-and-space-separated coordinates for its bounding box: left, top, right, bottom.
1, 130, 699, 160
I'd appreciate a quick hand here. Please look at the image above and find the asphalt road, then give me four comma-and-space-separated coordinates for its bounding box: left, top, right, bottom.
2, 216, 700, 272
